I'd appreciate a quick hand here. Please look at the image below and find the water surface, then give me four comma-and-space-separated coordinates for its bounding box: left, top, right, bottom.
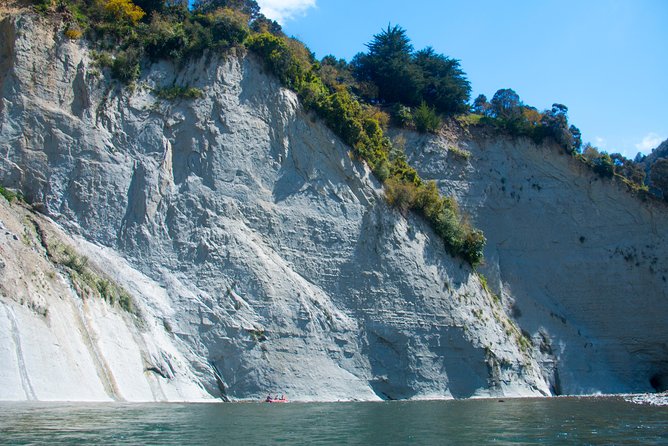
1, 397, 667, 445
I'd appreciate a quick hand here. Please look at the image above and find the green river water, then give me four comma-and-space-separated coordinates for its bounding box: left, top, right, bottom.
1, 397, 667, 445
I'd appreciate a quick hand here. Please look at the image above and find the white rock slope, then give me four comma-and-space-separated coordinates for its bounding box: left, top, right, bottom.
0, 200, 210, 401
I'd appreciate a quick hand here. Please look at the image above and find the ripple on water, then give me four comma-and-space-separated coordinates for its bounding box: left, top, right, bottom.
1, 397, 667, 445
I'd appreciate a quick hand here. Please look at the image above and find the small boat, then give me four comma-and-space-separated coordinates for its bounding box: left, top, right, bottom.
264, 395, 288, 403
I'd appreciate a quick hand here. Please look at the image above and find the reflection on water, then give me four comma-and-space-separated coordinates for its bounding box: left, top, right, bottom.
1, 397, 667, 445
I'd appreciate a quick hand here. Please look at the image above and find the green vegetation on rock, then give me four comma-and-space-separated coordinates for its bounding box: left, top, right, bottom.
48, 241, 136, 315
153, 86, 204, 100
650, 158, 668, 200
0, 186, 20, 203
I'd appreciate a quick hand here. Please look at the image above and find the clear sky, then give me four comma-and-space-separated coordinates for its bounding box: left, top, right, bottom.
257, 0, 667, 158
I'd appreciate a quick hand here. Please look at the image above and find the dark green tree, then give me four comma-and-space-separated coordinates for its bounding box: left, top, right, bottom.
353, 25, 423, 105
319, 55, 355, 89
490, 88, 522, 121
539, 103, 573, 149
489, 88, 533, 135
650, 158, 668, 199
133, 0, 165, 16
592, 152, 614, 177
413, 47, 470, 115
609, 153, 645, 185
250, 15, 282, 35
569, 125, 582, 152
472, 94, 490, 115
193, 0, 261, 19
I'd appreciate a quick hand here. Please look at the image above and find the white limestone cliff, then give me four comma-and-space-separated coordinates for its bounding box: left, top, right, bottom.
0, 12, 665, 402
399, 128, 668, 394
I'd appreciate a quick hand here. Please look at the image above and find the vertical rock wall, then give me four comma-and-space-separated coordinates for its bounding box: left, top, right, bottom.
402, 130, 668, 394
3, 12, 665, 401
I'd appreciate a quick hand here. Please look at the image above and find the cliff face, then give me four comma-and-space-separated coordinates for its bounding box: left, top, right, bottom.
0, 13, 666, 402
0, 200, 211, 401
401, 130, 668, 394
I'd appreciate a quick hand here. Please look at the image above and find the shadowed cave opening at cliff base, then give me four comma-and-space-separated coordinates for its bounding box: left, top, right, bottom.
649, 373, 668, 393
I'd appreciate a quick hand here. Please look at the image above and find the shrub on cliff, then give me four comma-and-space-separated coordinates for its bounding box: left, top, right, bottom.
0, 186, 19, 203
391, 104, 414, 128
592, 153, 614, 178
104, 0, 145, 24
385, 177, 418, 216
413, 102, 441, 133
110, 49, 141, 83
411, 181, 485, 265
64, 26, 83, 39
142, 15, 190, 61
154, 86, 204, 100
247, 33, 312, 90
196, 8, 251, 49
32, 0, 52, 13
582, 144, 614, 178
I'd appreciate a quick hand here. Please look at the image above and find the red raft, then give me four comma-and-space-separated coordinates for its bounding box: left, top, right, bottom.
264, 395, 288, 403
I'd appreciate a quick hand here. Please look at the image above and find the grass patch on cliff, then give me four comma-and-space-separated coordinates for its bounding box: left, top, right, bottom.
46, 241, 137, 315
448, 145, 471, 160
247, 328, 267, 342
0, 186, 24, 203
153, 86, 204, 100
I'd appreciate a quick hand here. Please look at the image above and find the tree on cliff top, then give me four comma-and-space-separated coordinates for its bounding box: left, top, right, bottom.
352, 25, 470, 115
193, 0, 260, 17
352, 25, 422, 106
490, 88, 522, 121
414, 47, 470, 115
650, 158, 668, 199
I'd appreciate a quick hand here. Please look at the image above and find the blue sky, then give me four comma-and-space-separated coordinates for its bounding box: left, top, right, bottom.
258, 0, 667, 158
